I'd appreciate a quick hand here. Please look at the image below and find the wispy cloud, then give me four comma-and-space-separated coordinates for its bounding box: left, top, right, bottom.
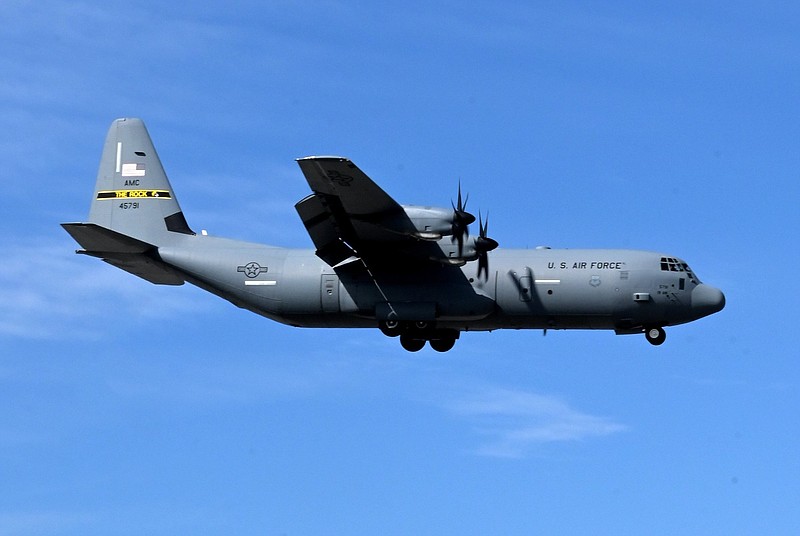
0, 238, 210, 340
175, 163, 310, 246
445, 386, 627, 458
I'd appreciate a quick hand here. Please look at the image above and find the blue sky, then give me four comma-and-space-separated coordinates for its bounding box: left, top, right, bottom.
1, 1, 798, 534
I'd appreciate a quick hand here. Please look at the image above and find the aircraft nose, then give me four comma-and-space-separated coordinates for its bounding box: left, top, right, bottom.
691, 284, 725, 317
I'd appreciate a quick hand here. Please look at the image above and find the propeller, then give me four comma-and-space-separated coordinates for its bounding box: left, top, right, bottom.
451, 181, 476, 257
475, 211, 498, 281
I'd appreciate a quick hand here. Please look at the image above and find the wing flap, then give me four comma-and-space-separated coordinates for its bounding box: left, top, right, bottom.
294, 194, 356, 266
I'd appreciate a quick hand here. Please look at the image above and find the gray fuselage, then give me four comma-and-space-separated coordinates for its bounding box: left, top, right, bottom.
157, 234, 723, 335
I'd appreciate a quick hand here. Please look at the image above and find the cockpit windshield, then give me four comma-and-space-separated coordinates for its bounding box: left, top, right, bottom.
660, 256, 700, 283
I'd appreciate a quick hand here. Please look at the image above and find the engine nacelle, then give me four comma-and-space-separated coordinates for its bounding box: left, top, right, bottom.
397, 205, 463, 240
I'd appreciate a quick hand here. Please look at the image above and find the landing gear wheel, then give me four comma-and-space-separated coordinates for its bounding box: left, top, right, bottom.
400, 334, 426, 352
645, 327, 666, 346
430, 337, 456, 353
379, 319, 403, 337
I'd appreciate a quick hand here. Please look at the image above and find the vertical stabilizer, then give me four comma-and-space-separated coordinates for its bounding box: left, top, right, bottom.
88, 118, 193, 244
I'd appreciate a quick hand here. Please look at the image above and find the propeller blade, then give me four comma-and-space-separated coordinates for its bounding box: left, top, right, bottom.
475, 211, 497, 281
451, 181, 475, 258
477, 251, 489, 280
475, 211, 498, 252
454, 230, 464, 258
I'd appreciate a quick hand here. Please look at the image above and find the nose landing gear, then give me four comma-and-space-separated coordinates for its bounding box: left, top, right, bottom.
645, 326, 666, 346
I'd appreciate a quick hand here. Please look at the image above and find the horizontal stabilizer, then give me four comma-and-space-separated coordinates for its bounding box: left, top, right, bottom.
101, 255, 184, 285
62, 223, 184, 285
62, 222, 155, 253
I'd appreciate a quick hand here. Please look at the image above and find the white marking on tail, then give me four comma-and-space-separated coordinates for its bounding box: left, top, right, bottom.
115, 142, 122, 173
121, 163, 146, 177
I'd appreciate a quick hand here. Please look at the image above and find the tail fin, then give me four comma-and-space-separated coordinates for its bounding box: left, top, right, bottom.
61, 118, 191, 285
86, 118, 194, 244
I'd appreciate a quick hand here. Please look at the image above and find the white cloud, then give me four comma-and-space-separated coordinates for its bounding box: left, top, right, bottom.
0, 238, 210, 340
174, 163, 310, 246
446, 386, 627, 458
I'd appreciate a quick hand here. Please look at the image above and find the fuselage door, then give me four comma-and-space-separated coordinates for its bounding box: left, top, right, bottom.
321, 274, 339, 313
519, 275, 533, 302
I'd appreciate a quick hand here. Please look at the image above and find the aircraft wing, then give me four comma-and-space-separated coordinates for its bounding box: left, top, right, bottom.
295, 156, 437, 267
296, 156, 401, 217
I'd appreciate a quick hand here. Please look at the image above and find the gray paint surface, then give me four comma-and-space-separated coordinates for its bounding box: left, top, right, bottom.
63, 119, 725, 351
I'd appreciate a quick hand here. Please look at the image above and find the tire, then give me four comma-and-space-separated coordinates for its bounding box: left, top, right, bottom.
400, 334, 426, 352
645, 326, 666, 346
430, 337, 456, 352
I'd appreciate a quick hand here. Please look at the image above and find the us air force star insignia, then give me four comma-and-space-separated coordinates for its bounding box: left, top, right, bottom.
327, 169, 353, 187
237, 262, 268, 278
589, 275, 601, 287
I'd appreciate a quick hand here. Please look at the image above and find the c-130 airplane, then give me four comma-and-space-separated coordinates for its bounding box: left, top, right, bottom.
63, 119, 725, 352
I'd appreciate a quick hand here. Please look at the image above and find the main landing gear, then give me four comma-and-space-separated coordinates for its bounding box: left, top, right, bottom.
645, 326, 667, 346
379, 320, 459, 353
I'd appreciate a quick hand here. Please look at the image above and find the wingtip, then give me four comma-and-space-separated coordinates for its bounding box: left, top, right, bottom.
296, 155, 350, 162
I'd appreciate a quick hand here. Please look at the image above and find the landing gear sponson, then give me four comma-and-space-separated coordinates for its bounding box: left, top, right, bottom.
379, 320, 459, 352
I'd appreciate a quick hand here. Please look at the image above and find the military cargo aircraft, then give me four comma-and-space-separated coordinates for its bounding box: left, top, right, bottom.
63, 118, 725, 352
